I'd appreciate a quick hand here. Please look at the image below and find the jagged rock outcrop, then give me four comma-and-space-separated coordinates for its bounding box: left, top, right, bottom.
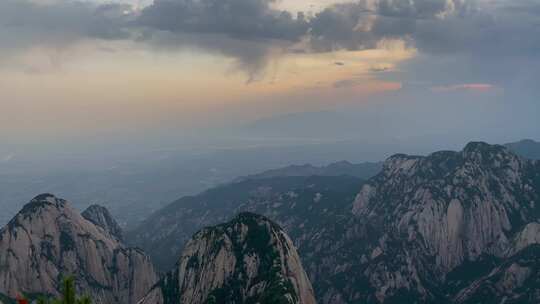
139, 213, 317, 304
511, 223, 540, 254
346, 142, 540, 301
82, 204, 124, 241
354, 143, 537, 268
0, 194, 158, 304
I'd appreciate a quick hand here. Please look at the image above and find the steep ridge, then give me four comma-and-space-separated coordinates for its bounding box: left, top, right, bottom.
82, 204, 124, 241
139, 213, 316, 304
0, 194, 158, 304
127, 175, 363, 271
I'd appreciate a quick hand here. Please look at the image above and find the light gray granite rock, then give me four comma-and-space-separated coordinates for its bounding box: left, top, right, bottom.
0, 194, 158, 304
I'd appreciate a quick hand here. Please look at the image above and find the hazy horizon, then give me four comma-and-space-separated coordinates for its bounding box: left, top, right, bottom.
1, 0, 539, 163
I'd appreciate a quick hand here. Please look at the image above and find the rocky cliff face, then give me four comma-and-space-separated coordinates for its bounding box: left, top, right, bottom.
82, 204, 124, 241
343, 142, 540, 302
139, 213, 317, 304
0, 194, 158, 304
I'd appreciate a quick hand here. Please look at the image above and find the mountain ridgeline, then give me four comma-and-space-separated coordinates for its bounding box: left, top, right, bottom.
505, 139, 540, 160
235, 161, 382, 182
129, 142, 540, 303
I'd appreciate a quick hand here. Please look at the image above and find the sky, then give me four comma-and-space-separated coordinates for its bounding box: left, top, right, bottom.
0, 0, 539, 160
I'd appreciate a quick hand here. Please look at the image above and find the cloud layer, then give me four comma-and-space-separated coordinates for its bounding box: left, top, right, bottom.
138, 0, 309, 41
0, 0, 133, 49
2, 0, 540, 79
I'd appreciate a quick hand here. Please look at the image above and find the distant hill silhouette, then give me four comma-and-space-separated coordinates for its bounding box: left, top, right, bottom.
505, 139, 540, 160
235, 160, 382, 182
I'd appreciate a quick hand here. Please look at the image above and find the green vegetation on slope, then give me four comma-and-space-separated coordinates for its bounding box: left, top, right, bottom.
17, 278, 91, 304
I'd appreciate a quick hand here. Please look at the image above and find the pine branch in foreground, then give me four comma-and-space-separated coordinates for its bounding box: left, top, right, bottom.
17, 277, 92, 304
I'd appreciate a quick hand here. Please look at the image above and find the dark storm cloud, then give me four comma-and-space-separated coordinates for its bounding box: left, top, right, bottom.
2, 0, 540, 77
134, 0, 471, 69
413, 3, 540, 57
135, 0, 454, 62
0, 0, 132, 47
308, 0, 474, 52
0, 0, 139, 72
138, 0, 309, 41
134, 0, 312, 78
141, 30, 279, 81
137, 0, 453, 49
307, 0, 540, 91
308, 2, 379, 51
377, 0, 470, 19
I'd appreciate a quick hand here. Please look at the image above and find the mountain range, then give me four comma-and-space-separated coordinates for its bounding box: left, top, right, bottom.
2, 141, 540, 303
0, 138, 536, 231
235, 161, 382, 182
0, 197, 315, 304
0, 143, 385, 229
129, 141, 540, 303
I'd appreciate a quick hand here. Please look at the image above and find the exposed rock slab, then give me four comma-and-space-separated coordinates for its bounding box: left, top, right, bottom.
82, 204, 124, 241
0, 194, 158, 304
140, 213, 316, 304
